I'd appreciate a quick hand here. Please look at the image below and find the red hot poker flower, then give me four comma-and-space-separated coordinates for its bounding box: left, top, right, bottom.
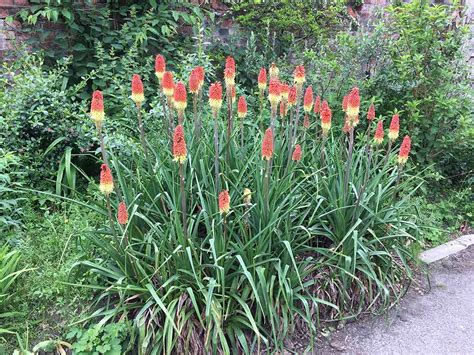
218, 190, 230, 215
131, 74, 145, 104
292, 144, 302, 161
398, 135, 411, 165
258, 67, 267, 92
237, 96, 247, 118
174, 82, 187, 114
99, 164, 114, 195
367, 103, 376, 121
261, 128, 274, 160
224, 56, 236, 88
90, 90, 104, 127
280, 83, 290, 102
313, 96, 321, 114
117, 201, 128, 225
288, 86, 297, 107
269, 63, 279, 79
268, 79, 281, 109
294, 65, 305, 86
346, 87, 360, 123
162, 71, 174, 97
209, 82, 223, 114
303, 86, 313, 113
172, 124, 187, 164
374, 120, 384, 145
155, 55, 166, 81
388, 114, 400, 141
189, 69, 200, 94
320, 100, 332, 135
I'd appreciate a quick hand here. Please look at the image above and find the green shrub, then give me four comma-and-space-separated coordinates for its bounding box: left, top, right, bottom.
59, 56, 421, 353
305, 0, 472, 183
0, 150, 24, 234
0, 53, 93, 188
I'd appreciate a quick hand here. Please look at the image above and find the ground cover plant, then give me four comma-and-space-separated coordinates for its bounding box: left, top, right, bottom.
47, 56, 423, 354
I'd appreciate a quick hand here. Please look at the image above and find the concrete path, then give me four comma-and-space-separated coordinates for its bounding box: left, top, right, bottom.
317, 245, 474, 354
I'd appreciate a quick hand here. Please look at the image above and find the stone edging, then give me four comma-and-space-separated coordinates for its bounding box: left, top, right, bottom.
419, 234, 474, 264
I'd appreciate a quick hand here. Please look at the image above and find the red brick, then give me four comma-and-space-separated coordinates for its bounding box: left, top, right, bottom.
0, 0, 14, 6
14, 0, 29, 5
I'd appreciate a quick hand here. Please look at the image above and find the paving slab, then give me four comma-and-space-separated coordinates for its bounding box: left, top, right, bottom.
419, 234, 474, 264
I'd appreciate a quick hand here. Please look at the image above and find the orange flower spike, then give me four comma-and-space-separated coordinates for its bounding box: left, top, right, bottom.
268, 79, 281, 109
174, 82, 187, 114
388, 114, 400, 141
218, 190, 230, 215
313, 95, 321, 114
374, 120, 384, 145
189, 69, 200, 95
258, 67, 267, 92
237, 96, 247, 119
99, 164, 114, 196
280, 83, 290, 103
261, 128, 274, 160
162, 71, 174, 98
224, 56, 236, 88
367, 103, 376, 121
90, 90, 104, 127
209, 82, 223, 114
288, 86, 297, 107
292, 144, 302, 162
320, 100, 332, 135
155, 55, 166, 81
398, 135, 411, 165
131, 74, 145, 105
303, 86, 313, 113
294, 65, 305, 87
172, 124, 187, 164
269, 63, 279, 79
346, 87, 360, 123
117, 201, 128, 225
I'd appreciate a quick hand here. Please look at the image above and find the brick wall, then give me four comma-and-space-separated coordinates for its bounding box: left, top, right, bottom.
0, 0, 29, 57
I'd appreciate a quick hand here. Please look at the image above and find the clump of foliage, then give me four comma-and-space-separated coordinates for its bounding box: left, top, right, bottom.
67, 322, 129, 355
231, 1, 349, 56
0, 203, 99, 353
0, 54, 93, 188
300, 0, 472, 184
61, 54, 421, 354
0, 151, 24, 234
13, 0, 207, 88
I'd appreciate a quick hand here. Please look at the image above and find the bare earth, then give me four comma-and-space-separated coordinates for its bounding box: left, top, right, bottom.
315, 246, 474, 355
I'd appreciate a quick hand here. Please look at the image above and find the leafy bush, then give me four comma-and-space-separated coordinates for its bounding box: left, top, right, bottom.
61, 55, 421, 353
14, 1, 206, 87
313, 1, 471, 183
0, 53, 93, 188
67, 323, 129, 355
0, 151, 24, 234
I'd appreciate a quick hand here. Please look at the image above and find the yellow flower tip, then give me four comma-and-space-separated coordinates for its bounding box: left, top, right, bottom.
388, 131, 399, 141
99, 182, 114, 196
173, 154, 187, 164
131, 93, 145, 104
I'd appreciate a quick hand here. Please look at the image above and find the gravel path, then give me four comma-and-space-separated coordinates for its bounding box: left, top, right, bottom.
316, 246, 474, 355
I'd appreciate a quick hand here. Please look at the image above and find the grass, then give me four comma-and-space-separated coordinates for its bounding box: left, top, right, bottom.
0, 201, 100, 353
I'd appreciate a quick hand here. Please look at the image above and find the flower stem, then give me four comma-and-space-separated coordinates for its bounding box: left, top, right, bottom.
344, 127, 355, 199
179, 162, 188, 242
213, 111, 221, 191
